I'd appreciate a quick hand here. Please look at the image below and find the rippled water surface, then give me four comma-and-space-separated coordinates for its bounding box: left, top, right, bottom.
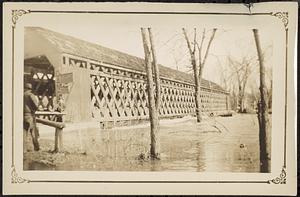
24, 114, 265, 172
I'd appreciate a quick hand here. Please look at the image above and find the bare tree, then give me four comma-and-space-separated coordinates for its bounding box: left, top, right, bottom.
214, 57, 238, 111
228, 56, 253, 113
253, 29, 271, 172
215, 57, 236, 111
182, 28, 217, 122
141, 28, 160, 159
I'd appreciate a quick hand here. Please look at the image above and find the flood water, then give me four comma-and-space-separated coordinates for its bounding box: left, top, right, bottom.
24, 114, 263, 172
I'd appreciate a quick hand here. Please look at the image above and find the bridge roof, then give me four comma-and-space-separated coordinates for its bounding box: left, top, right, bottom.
25, 27, 226, 93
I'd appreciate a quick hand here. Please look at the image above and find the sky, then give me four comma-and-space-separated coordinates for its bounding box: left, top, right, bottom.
32, 15, 273, 92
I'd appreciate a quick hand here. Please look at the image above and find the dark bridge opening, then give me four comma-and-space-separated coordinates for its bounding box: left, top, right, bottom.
24, 55, 56, 113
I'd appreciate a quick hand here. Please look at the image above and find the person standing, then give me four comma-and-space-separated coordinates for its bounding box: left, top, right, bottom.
23, 83, 40, 151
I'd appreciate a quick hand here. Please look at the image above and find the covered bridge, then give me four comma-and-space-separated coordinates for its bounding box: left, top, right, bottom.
24, 27, 230, 125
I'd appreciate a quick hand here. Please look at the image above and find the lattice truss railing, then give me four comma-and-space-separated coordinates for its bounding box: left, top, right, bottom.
24, 67, 57, 121
159, 81, 196, 116
91, 74, 149, 121
63, 54, 228, 121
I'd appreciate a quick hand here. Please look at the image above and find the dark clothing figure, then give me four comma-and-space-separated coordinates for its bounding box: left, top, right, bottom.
24, 83, 40, 151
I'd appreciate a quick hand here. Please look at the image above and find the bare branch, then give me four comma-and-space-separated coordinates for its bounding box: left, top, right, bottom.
193, 28, 197, 54
182, 28, 194, 57
200, 28, 217, 74
157, 32, 181, 49
198, 29, 206, 66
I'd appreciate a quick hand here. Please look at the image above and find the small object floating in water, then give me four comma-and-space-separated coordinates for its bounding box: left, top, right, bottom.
138, 153, 145, 160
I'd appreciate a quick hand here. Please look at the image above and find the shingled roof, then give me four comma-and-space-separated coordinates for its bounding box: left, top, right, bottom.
25, 27, 226, 93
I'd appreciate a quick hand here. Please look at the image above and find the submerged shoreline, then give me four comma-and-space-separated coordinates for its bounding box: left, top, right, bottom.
24, 114, 262, 172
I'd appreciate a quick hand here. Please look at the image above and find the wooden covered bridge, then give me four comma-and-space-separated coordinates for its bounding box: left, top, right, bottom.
24, 27, 230, 126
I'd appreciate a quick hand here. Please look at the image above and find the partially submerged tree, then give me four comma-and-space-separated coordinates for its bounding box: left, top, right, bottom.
253, 29, 271, 172
141, 28, 160, 159
182, 28, 217, 122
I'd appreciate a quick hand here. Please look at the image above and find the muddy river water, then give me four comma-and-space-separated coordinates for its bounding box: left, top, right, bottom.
24, 114, 262, 172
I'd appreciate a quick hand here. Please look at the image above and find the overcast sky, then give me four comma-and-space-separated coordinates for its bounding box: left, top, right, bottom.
32, 15, 273, 91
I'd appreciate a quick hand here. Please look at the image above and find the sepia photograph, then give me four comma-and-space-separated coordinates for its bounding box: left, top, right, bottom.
2, 2, 297, 195
23, 25, 273, 173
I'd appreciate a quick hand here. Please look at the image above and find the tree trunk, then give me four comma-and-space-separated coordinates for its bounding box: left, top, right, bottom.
238, 85, 244, 113
148, 28, 161, 110
240, 93, 246, 113
231, 90, 236, 111
253, 29, 271, 172
268, 79, 272, 110
195, 64, 202, 122
141, 28, 160, 159
182, 28, 202, 122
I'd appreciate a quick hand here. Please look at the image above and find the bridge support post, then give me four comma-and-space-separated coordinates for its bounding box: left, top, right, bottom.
53, 115, 64, 153
36, 115, 66, 153
54, 128, 63, 153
